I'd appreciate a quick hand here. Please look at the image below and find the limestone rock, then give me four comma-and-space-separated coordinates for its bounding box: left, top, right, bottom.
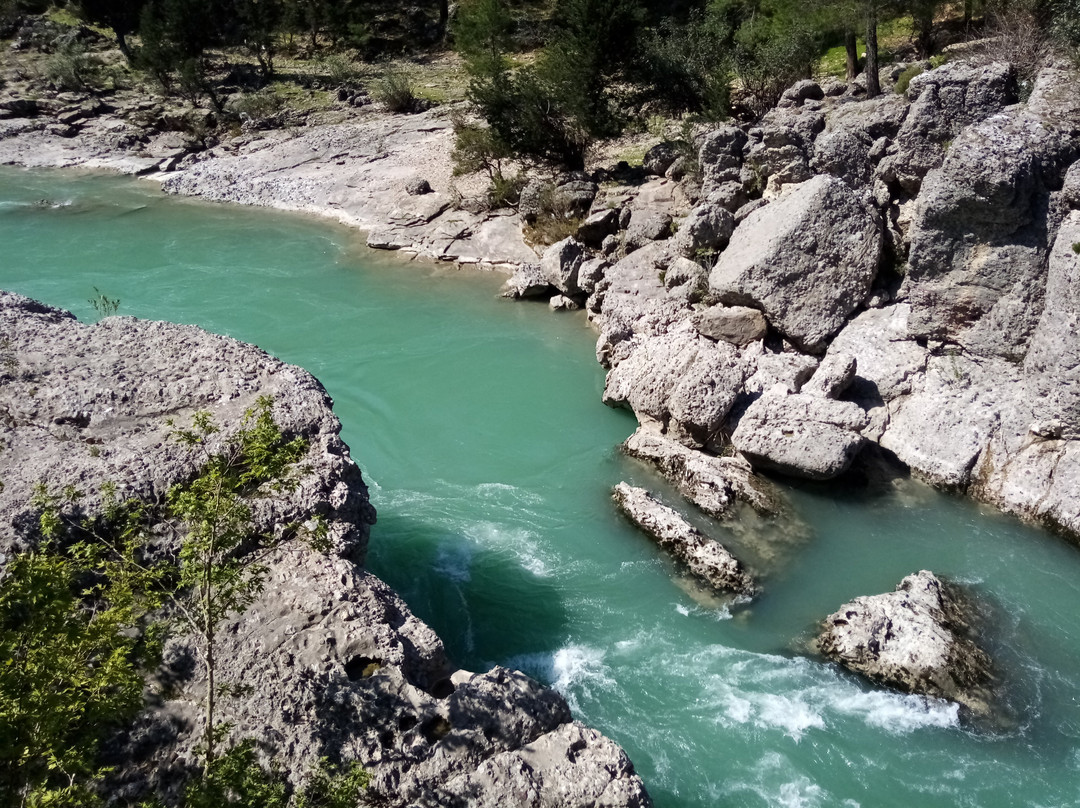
879, 60, 1017, 195
691, 304, 767, 346
743, 125, 814, 192
553, 180, 598, 218
612, 483, 757, 597
501, 263, 553, 299
803, 352, 857, 399
0, 291, 652, 807
817, 571, 995, 718
622, 426, 783, 517
541, 237, 586, 296
698, 126, 747, 195
778, 79, 824, 108
549, 294, 581, 311
903, 67, 1080, 360
624, 210, 673, 253
672, 201, 735, 259
731, 389, 869, 480
1024, 210, 1080, 430
710, 174, 883, 353
519, 180, 549, 225
642, 141, 681, 177
576, 208, 619, 248
602, 328, 746, 451
742, 352, 819, 395
879, 349, 1022, 489
812, 127, 874, 188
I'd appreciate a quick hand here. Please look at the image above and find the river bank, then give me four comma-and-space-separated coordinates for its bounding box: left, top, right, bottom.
6, 25, 1080, 734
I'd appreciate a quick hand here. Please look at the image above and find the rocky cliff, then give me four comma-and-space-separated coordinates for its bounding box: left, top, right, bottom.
0, 291, 652, 807
512, 59, 1080, 547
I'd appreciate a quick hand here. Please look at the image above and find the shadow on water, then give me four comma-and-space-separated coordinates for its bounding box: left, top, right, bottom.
365, 512, 573, 671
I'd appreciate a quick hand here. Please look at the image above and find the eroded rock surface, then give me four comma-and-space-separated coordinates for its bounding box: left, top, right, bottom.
0, 291, 652, 808
816, 571, 995, 718
612, 482, 757, 597
709, 174, 882, 353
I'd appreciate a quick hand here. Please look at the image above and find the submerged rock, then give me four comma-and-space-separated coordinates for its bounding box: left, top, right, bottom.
816, 571, 995, 718
0, 290, 653, 808
612, 482, 757, 597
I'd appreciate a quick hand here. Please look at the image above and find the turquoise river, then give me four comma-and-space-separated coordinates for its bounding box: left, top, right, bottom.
3, 166, 1080, 807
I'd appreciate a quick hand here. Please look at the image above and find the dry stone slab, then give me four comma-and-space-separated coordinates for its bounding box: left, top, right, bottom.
731, 388, 869, 480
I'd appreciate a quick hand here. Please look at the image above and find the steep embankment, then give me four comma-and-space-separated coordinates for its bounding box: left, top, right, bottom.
513, 60, 1080, 543
0, 291, 652, 807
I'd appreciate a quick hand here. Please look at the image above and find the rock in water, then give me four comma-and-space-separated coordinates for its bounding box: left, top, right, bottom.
612, 482, 757, 597
816, 571, 995, 718
0, 290, 653, 808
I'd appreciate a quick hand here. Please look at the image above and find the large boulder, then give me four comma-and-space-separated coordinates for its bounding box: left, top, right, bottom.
540, 237, 587, 296
602, 327, 746, 451
710, 174, 883, 353
877, 60, 1018, 195
731, 388, 869, 480
816, 571, 995, 719
612, 482, 758, 597
812, 127, 874, 188
1023, 210, 1080, 430
672, 201, 735, 259
903, 67, 1080, 360
698, 125, 748, 195
624, 210, 673, 253
691, 304, 767, 347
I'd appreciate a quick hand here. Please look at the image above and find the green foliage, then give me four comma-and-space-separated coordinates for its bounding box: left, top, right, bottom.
634, 11, 731, 117
75, 0, 147, 59
1072, 241, 1080, 254
88, 287, 120, 320
294, 759, 371, 808
228, 86, 286, 120
456, 0, 642, 168
0, 486, 164, 807
167, 396, 317, 765
371, 66, 416, 112
184, 739, 289, 808
894, 62, 924, 95
42, 42, 103, 90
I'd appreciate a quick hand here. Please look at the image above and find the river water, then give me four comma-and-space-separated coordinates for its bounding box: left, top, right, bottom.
3, 166, 1080, 807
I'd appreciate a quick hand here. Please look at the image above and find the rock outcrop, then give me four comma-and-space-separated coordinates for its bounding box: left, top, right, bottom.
816, 571, 995, 718
612, 482, 757, 597
0, 291, 652, 808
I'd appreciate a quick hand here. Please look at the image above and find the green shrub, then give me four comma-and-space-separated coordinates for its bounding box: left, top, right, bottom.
372, 67, 417, 112
229, 87, 286, 121
894, 64, 924, 96
42, 42, 101, 90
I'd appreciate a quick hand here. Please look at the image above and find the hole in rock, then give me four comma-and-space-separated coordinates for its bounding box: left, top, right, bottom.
343, 655, 380, 681
429, 678, 455, 699
421, 716, 452, 744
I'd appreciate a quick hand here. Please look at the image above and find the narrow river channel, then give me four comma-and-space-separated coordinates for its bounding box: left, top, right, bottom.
3, 166, 1079, 807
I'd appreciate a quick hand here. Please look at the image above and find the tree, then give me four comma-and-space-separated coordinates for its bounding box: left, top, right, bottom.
0, 486, 164, 807
166, 396, 322, 768
76, 0, 149, 61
